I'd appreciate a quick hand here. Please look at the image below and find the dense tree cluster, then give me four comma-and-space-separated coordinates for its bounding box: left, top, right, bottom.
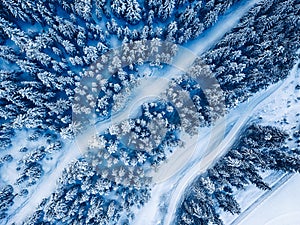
0, 0, 112, 145
84, 96, 186, 177
170, 60, 226, 127
111, 0, 142, 24
0, 0, 182, 148
175, 124, 300, 225
107, 0, 241, 43
15, 138, 63, 188
0, 185, 15, 220
203, 0, 300, 107
22, 159, 151, 225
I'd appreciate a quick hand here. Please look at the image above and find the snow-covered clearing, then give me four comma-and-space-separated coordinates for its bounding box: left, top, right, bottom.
228, 173, 294, 225
1, 130, 67, 225
234, 173, 300, 225
217, 170, 289, 224
5, 141, 75, 225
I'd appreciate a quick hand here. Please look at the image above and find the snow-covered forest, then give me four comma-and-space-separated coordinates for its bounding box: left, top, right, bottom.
175, 124, 299, 224
0, 0, 299, 224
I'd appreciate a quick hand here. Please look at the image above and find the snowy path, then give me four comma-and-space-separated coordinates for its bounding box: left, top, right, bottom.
7, 0, 263, 223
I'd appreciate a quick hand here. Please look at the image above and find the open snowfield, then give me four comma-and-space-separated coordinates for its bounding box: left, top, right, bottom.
236, 173, 300, 225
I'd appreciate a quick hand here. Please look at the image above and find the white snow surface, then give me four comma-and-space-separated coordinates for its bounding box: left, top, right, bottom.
237, 173, 300, 225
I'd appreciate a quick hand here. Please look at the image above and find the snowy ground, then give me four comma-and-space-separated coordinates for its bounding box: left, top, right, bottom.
220, 171, 288, 224
236, 173, 300, 225
1, 130, 68, 225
